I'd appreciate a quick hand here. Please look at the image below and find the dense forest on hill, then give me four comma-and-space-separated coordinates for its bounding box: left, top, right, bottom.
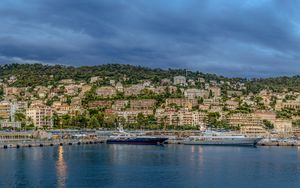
245, 76, 300, 93
1, 63, 300, 93
0, 63, 242, 86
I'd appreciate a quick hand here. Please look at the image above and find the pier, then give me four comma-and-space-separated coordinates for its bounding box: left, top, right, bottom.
0, 139, 105, 149
257, 141, 300, 147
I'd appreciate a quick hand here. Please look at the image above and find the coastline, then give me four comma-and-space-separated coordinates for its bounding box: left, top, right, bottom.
1, 138, 300, 149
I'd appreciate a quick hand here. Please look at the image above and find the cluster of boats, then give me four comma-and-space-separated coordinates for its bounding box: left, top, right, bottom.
106, 127, 262, 146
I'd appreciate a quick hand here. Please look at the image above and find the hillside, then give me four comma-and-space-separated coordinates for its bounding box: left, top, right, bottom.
1, 63, 300, 93
0, 63, 241, 86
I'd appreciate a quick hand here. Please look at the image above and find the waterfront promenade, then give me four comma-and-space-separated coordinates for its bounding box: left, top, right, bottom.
0, 131, 105, 149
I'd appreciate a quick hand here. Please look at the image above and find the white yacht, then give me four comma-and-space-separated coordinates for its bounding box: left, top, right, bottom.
183, 131, 262, 146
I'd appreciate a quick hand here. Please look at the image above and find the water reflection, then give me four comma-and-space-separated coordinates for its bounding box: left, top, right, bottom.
190, 146, 204, 171
1, 145, 300, 187
56, 146, 67, 188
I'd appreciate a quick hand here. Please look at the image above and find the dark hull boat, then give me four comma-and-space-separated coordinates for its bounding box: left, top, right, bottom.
107, 137, 168, 145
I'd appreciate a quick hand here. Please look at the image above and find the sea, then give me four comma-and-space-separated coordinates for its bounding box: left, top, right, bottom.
0, 144, 300, 188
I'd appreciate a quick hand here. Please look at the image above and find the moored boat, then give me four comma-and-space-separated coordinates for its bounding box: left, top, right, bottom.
183, 131, 262, 146
107, 136, 168, 145
106, 127, 168, 145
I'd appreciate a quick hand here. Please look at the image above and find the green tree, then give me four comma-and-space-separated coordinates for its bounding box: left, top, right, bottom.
276, 109, 293, 119
207, 112, 220, 126
14, 112, 26, 122
0, 86, 3, 100
209, 90, 214, 98
104, 114, 117, 129
52, 113, 60, 129
136, 113, 146, 129
262, 120, 274, 130
61, 114, 71, 128
88, 116, 100, 129
292, 119, 300, 128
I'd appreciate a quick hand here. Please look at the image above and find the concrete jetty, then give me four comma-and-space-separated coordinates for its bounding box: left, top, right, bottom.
0, 139, 105, 149
257, 141, 300, 146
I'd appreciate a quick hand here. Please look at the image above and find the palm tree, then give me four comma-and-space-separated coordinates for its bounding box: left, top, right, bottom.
162, 115, 168, 131
15, 112, 26, 122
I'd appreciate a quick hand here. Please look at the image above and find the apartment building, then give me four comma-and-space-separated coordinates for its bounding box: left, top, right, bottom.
96, 86, 117, 98
156, 109, 207, 127
166, 98, 198, 108
112, 100, 129, 111
0, 101, 11, 119
130, 99, 156, 110
114, 109, 153, 124
209, 87, 221, 97
88, 100, 113, 109
26, 105, 53, 128
184, 89, 205, 99
227, 113, 267, 136
124, 84, 145, 96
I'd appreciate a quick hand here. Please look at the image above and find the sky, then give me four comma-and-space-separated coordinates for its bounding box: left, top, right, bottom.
0, 0, 300, 78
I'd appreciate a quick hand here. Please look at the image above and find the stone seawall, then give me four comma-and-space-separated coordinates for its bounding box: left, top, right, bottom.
0, 139, 105, 149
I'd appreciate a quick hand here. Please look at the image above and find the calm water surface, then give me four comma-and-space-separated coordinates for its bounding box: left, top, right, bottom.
0, 144, 300, 188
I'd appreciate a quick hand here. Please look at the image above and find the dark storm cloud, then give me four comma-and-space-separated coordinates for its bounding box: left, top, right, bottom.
0, 0, 300, 77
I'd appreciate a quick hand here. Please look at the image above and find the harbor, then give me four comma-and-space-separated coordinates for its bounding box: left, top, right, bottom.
1, 142, 300, 188
2, 130, 300, 149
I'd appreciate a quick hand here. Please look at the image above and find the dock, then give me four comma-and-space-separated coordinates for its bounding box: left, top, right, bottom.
257, 141, 300, 146
0, 139, 105, 149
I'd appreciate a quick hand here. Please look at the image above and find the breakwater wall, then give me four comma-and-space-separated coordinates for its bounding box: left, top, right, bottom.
257, 141, 300, 147
0, 139, 105, 149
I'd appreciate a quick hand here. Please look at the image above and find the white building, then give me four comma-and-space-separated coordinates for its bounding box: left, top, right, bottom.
173, 76, 186, 86
184, 89, 202, 99
115, 82, 124, 92
90, 76, 101, 83
0, 120, 21, 129
209, 87, 221, 97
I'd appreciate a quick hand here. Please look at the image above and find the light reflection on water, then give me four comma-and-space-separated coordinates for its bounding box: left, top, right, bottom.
56, 146, 67, 188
